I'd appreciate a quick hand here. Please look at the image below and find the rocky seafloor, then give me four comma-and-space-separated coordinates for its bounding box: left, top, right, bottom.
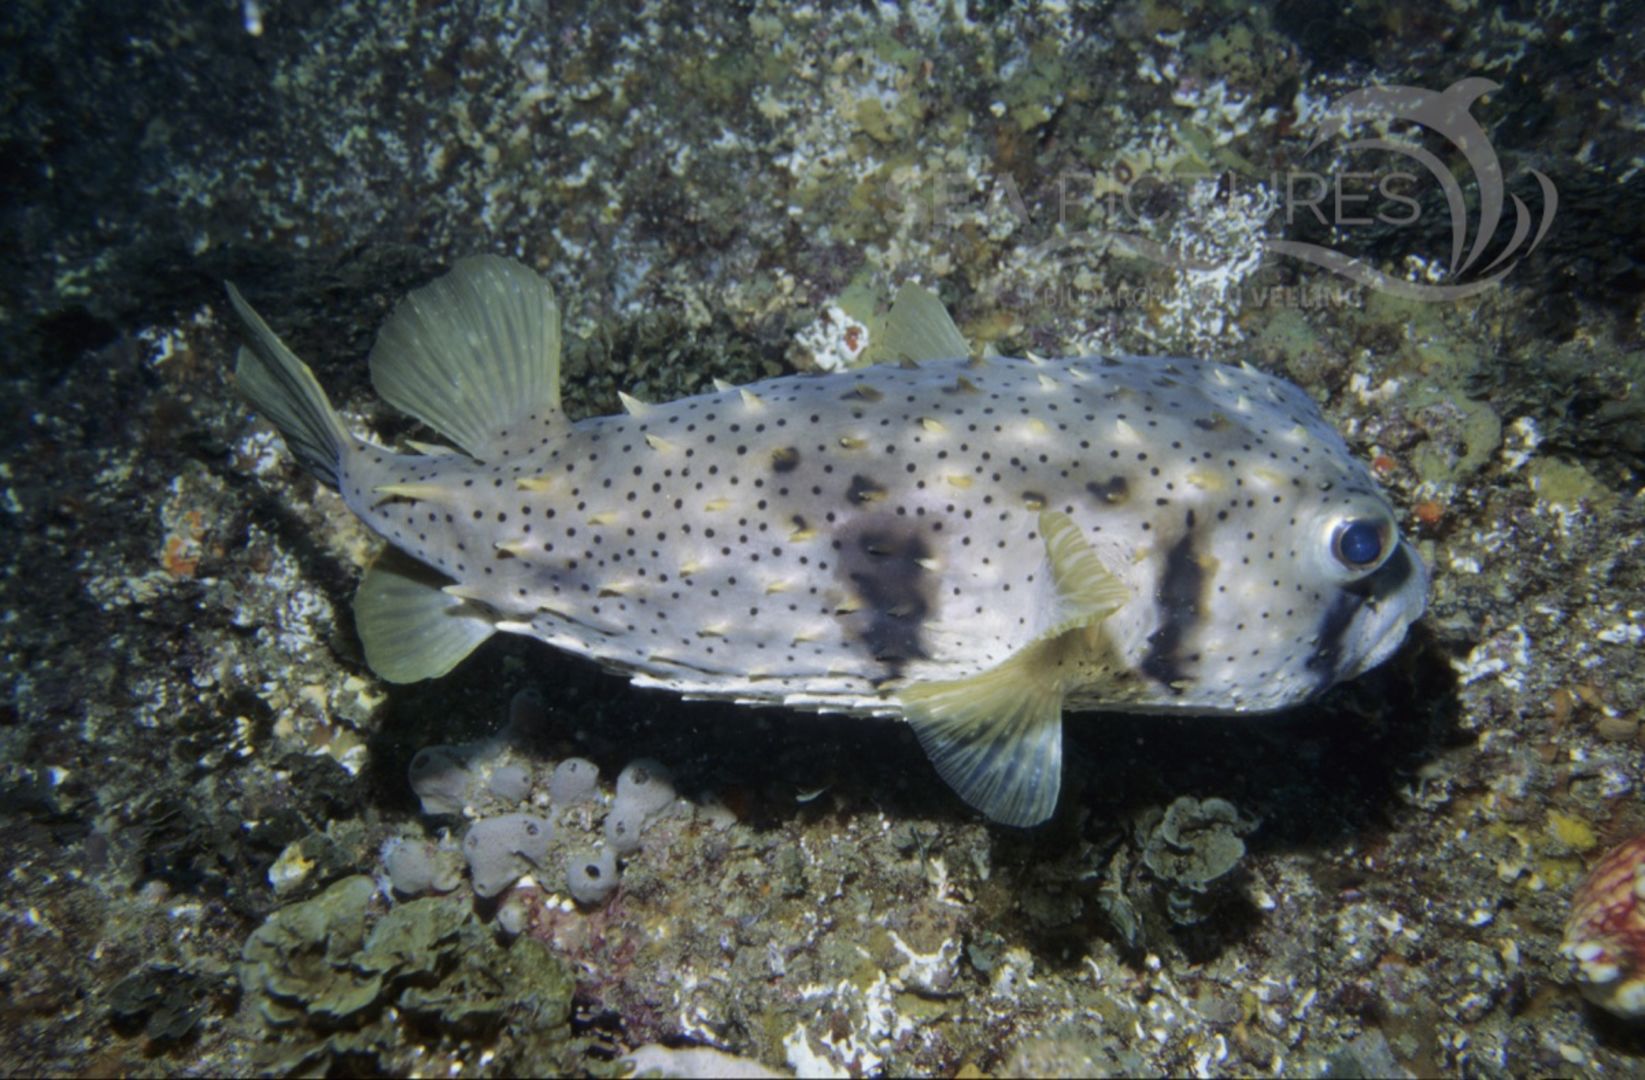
2, 0, 1643, 1075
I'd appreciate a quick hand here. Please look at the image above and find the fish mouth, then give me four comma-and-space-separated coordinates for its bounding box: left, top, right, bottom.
1341, 539, 1429, 679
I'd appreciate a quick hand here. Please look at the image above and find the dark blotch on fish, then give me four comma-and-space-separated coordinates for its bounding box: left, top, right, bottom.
836, 518, 935, 677
1140, 510, 1206, 692
1304, 591, 1364, 694
848, 474, 888, 505
1087, 476, 1130, 505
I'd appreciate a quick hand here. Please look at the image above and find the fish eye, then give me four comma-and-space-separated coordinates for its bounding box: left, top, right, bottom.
1333, 518, 1388, 571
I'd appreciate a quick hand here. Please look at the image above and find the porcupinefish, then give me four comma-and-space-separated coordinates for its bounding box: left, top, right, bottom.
227, 255, 1427, 826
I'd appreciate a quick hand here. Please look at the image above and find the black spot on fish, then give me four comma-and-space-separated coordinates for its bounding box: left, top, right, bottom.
834, 517, 936, 679
1140, 511, 1207, 692
848, 474, 888, 505
771, 446, 801, 473
1086, 476, 1130, 505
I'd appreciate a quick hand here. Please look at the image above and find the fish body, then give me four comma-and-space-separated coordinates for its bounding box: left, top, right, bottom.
229, 256, 1427, 825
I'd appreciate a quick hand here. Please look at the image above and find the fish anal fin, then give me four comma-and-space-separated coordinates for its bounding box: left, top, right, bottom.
864, 282, 971, 366
353, 553, 496, 683
898, 510, 1131, 827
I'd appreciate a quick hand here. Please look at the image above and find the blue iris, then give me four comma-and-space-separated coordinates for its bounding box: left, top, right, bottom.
1337, 520, 1384, 568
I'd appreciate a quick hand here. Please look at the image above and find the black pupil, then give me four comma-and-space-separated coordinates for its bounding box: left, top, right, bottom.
1338, 521, 1383, 567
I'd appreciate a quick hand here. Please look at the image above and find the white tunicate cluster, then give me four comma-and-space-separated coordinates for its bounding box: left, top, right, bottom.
402, 691, 700, 911
488, 762, 531, 803
616, 758, 675, 817
565, 846, 619, 905
381, 836, 463, 896
603, 801, 647, 855
696, 792, 738, 832
548, 757, 599, 805
495, 889, 533, 936
503, 687, 546, 739
462, 813, 553, 898
603, 758, 678, 854
407, 745, 478, 816
408, 738, 537, 818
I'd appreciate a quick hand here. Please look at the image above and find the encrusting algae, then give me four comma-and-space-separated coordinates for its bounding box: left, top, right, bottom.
228, 255, 1426, 826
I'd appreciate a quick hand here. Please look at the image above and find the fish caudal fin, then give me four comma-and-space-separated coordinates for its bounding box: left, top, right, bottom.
353, 553, 496, 683
368, 255, 563, 460
227, 282, 353, 487
899, 511, 1131, 827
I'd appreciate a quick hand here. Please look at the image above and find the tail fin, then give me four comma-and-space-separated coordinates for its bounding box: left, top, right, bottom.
226, 282, 352, 487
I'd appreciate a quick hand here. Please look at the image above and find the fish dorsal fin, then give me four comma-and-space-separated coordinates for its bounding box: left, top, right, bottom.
898, 511, 1129, 827
866, 282, 970, 366
369, 255, 562, 460
353, 552, 497, 683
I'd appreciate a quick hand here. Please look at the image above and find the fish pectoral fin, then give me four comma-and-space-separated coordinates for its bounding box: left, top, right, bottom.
368, 255, 564, 460
863, 282, 971, 366
352, 553, 496, 683
897, 510, 1130, 827
1038, 509, 1131, 630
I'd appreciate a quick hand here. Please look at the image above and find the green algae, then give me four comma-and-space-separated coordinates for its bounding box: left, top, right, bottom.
1140, 796, 1258, 926
239, 875, 574, 1071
